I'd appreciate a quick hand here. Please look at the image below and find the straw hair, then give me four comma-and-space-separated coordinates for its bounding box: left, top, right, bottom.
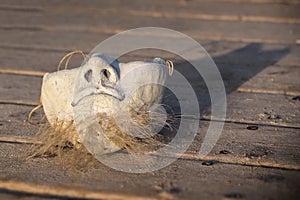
28, 102, 172, 170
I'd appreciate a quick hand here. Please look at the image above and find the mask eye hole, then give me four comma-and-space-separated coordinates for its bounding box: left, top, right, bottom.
84, 69, 93, 82
101, 69, 111, 81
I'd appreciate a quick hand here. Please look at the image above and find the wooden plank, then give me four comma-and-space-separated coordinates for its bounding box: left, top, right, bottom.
213, 91, 300, 127
0, 136, 37, 144
1, 73, 299, 126
0, 23, 298, 46
2, 0, 300, 6
1, 8, 299, 27
0, 30, 106, 53
193, 121, 300, 168
237, 64, 300, 96
40, 8, 300, 24
0, 180, 157, 200
206, 0, 300, 4
0, 0, 298, 46
0, 42, 299, 98
173, 62, 299, 103
0, 69, 45, 77
1, 0, 299, 20
114, 43, 300, 68
0, 11, 298, 45
0, 74, 41, 104
0, 1, 298, 199
0, 101, 299, 169
0, 48, 81, 72
0, 142, 299, 200
0, 42, 299, 72
0, 104, 39, 138
211, 43, 300, 68
0, 45, 298, 102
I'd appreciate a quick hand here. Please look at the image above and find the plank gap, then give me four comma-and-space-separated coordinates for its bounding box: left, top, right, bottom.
0, 135, 299, 171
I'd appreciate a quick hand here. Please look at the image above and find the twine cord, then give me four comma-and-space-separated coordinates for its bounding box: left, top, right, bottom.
166, 60, 174, 76
27, 101, 43, 125
57, 50, 88, 71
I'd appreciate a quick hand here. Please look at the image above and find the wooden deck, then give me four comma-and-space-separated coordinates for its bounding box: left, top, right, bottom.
0, 0, 299, 199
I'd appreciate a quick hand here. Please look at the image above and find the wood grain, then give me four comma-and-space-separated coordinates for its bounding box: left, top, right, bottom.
0, 73, 299, 127
0, 0, 299, 199
0, 104, 299, 170
0, 142, 299, 200
0, 74, 41, 104
0, 180, 158, 200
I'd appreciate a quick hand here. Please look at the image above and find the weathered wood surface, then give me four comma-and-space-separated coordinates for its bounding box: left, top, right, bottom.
1, 0, 300, 19
0, 74, 41, 104
0, 142, 299, 200
0, 0, 299, 199
1, 73, 299, 127
1, 41, 299, 67
0, 104, 39, 138
0, 0, 299, 42
1, 104, 299, 169
220, 92, 300, 127
0, 19, 298, 46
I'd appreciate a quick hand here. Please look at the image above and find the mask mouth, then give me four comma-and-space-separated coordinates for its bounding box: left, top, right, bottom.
97, 83, 125, 101
71, 85, 125, 107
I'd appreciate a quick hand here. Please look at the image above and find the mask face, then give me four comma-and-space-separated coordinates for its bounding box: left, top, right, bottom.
41, 53, 169, 153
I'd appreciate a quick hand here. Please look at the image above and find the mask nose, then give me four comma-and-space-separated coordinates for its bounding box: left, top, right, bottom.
72, 64, 125, 107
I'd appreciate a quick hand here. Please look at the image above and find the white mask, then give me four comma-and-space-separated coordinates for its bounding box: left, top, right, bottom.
40, 53, 169, 153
